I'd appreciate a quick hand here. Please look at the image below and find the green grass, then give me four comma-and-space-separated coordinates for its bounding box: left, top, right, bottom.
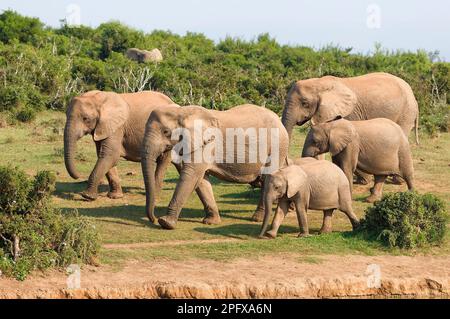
0, 111, 449, 268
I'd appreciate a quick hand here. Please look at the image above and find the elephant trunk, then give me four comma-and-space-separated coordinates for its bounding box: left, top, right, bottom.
259, 195, 274, 237
281, 101, 297, 141
64, 120, 81, 179
142, 141, 163, 224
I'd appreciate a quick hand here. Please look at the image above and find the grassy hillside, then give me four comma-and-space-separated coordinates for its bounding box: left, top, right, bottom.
0, 10, 448, 135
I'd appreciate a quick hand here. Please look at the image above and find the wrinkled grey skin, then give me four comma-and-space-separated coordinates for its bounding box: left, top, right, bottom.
302, 118, 415, 202
282, 72, 419, 144
141, 104, 289, 229
64, 90, 175, 200
260, 161, 359, 239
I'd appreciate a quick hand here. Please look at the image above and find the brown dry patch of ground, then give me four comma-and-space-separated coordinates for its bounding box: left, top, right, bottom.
1, 254, 449, 299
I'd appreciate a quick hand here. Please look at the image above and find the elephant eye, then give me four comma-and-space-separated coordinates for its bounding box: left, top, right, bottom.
162, 128, 171, 137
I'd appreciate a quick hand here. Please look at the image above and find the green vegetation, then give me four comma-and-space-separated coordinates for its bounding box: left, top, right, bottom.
0, 10, 448, 133
359, 192, 447, 249
0, 166, 99, 280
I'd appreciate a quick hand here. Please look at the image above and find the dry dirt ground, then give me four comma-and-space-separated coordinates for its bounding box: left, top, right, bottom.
1, 250, 449, 299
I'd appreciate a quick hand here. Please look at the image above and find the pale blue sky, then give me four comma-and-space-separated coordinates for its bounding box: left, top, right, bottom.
1, 0, 449, 60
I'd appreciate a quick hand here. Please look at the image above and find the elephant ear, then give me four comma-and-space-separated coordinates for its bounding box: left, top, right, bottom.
93, 92, 130, 141
311, 80, 357, 124
284, 166, 308, 199
328, 120, 356, 156
180, 106, 219, 153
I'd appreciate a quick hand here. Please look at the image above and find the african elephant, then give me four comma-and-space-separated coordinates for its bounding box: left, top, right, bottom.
64, 90, 175, 200
259, 160, 359, 239
126, 48, 163, 63
302, 118, 415, 202
141, 104, 289, 229
282, 72, 419, 143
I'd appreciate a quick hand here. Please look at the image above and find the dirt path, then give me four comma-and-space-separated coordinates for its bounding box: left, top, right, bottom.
103, 238, 240, 249
1, 254, 449, 299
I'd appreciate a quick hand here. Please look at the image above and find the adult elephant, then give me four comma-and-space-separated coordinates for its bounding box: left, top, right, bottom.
141, 104, 289, 229
64, 90, 176, 201
282, 72, 419, 144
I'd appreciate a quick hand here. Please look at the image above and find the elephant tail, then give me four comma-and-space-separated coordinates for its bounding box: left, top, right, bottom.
414, 113, 419, 145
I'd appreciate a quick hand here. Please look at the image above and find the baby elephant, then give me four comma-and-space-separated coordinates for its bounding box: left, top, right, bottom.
302, 118, 414, 202
259, 159, 359, 239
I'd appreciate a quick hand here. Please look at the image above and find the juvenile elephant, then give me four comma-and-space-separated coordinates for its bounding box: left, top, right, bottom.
141, 104, 289, 229
260, 160, 359, 239
302, 118, 415, 202
64, 90, 175, 200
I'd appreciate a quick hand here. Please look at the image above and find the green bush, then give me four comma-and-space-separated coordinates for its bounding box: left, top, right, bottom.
359, 192, 447, 249
15, 106, 36, 122
0, 167, 100, 280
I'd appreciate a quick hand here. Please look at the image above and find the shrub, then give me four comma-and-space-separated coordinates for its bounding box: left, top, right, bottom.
15, 106, 36, 122
358, 192, 447, 249
0, 166, 100, 280
0, 10, 45, 44
0, 86, 26, 111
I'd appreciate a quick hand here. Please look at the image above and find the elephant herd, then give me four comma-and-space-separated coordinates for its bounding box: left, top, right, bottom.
63, 72, 419, 238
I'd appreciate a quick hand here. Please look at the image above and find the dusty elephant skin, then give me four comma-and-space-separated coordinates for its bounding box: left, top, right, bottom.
126, 48, 163, 63
302, 118, 414, 202
141, 104, 289, 228
1, 255, 448, 299
260, 159, 359, 238
282, 72, 419, 144
63, 90, 176, 201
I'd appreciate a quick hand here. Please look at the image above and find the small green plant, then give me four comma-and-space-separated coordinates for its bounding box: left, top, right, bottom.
358, 191, 447, 249
15, 107, 36, 123
0, 166, 100, 280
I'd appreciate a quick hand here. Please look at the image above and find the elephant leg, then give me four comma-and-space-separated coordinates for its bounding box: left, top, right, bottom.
293, 194, 309, 237
366, 175, 387, 203
172, 162, 219, 223
404, 174, 414, 191
251, 183, 265, 222
196, 176, 221, 225
266, 199, 289, 238
82, 141, 119, 201
319, 209, 334, 234
106, 166, 123, 199
158, 164, 206, 230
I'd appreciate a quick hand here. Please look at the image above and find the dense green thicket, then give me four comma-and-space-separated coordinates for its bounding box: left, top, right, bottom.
0, 166, 99, 280
358, 192, 447, 249
0, 10, 448, 133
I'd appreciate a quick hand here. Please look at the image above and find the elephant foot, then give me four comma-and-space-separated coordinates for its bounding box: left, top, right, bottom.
107, 191, 124, 199
251, 211, 264, 222
365, 194, 381, 203
265, 230, 277, 238
355, 176, 369, 185
318, 228, 332, 235
390, 176, 404, 185
297, 233, 311, 238
351, 220, 361, 231
202, 215, 222, 225
158, 215, 178, 230
258, 231, 276, 239
81, 191, 98, 201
